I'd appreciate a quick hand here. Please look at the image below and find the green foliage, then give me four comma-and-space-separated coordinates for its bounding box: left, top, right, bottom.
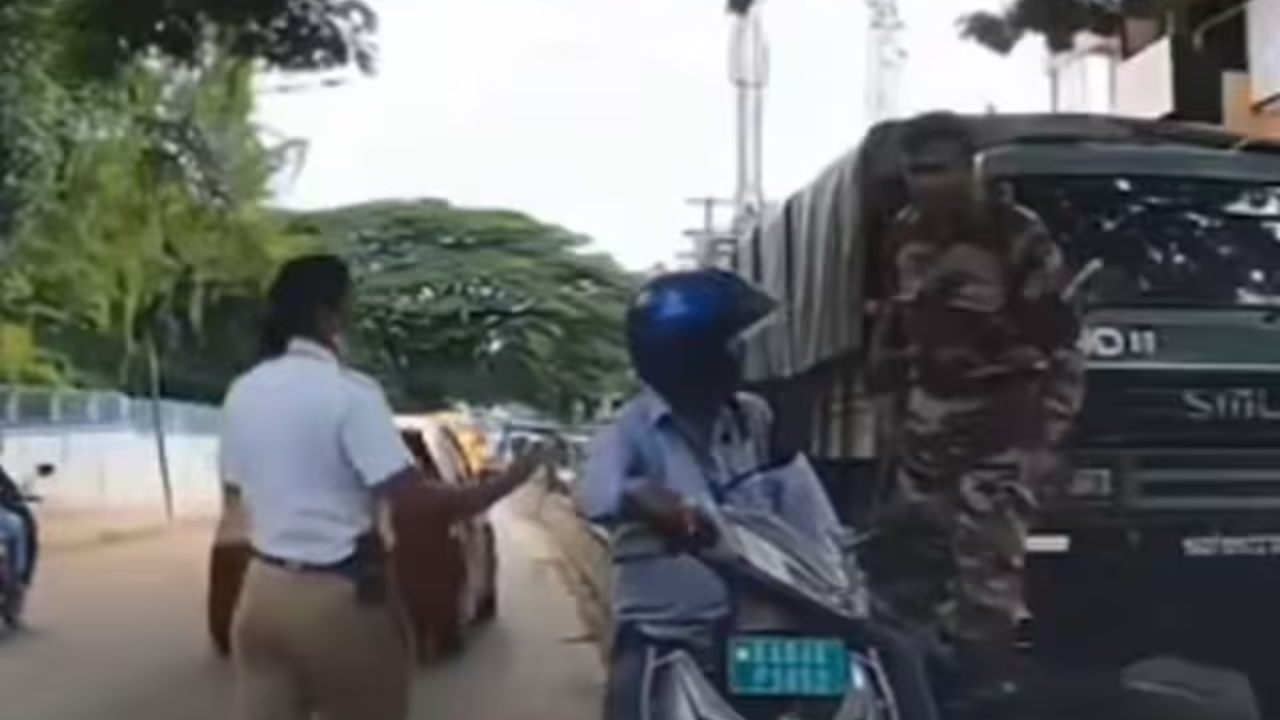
958, 1, 1225, 55
0, 2, 69, 246
0, 323, 63, 385
60, 0, 378, 79
0, 18, 307, 392
293, 201, 638, 415
958, 0, 1126, 55
0, 2, 635, 416
0, 0, 374, 245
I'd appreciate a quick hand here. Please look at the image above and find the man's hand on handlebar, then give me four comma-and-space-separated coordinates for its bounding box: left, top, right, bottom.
624, 485, 719, 549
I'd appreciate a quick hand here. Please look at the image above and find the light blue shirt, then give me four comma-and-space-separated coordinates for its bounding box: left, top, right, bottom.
577, 388, 843, 639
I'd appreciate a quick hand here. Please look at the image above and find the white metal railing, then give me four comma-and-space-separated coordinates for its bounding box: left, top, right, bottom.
0, 385, 219, 435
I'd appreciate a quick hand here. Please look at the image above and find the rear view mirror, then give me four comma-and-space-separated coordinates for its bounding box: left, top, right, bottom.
35, 463, 55, 478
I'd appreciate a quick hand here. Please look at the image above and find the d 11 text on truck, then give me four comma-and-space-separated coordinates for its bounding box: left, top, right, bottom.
732, 113, 1280, 716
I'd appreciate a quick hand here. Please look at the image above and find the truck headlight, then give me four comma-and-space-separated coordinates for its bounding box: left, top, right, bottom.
1067, 467, 1113, 498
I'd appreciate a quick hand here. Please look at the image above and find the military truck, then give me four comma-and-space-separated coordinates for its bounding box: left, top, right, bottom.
733, 112, 1280, 714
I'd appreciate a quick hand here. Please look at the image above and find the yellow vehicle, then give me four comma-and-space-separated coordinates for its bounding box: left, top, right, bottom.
426, 411, 491, 477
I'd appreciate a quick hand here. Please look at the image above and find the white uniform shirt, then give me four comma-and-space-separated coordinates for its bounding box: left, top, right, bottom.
219, 338, 413, 564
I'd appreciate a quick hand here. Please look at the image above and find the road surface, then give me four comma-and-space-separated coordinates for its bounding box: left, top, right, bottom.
0, 504, 603, 720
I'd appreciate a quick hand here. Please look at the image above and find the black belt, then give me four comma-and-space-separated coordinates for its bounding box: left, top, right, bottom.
252, 533, 391, 606
252, 549, 357, 576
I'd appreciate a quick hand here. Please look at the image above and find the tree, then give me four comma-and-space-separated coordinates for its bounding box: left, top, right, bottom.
0, 49, 307, 393
0, 0, 373, 250
61, 0, 378, 79
957, 0, 1125, 55
292, 200, 638, 416
0, 2, 72, 248
0, 0, 351, 397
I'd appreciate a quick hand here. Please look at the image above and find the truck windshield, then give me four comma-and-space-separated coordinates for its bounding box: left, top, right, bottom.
1008, 175, 1280, 308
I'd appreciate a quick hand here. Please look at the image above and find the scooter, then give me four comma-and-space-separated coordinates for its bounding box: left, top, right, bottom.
0, 493, 39, 630
637, 505, 1263, 720
0, 543, 23, 628
640, 506, 911, 720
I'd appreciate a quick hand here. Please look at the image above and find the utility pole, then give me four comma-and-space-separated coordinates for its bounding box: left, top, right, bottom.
679, 0, 767, 271
865, 0, 907, 124
729, 3, 770, 238
681, 196, 736, 268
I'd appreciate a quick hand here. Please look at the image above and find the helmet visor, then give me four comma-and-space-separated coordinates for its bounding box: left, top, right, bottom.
726, 280, 778, 343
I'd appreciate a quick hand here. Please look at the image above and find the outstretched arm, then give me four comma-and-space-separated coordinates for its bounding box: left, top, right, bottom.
339, 387, 541, 525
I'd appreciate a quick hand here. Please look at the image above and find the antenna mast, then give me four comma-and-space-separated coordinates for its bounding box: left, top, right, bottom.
865, 0, 906, 123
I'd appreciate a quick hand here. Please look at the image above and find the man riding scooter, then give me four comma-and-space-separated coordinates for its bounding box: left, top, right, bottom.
578, 268, 938, 720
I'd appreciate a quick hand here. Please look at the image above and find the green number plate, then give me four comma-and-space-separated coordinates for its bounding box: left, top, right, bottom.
727, 635, 851, 697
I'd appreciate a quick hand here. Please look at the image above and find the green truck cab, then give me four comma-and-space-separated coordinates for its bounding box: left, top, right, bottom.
733, 112, 1280, 713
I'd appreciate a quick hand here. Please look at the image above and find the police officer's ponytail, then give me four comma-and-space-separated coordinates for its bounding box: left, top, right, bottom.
258, 308, 291, 359
258, 254, 353, 360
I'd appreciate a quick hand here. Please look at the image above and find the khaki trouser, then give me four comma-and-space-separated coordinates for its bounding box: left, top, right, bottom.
232, 558, 412, 720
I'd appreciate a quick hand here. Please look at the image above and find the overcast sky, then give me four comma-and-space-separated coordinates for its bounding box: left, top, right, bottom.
257, 0, 1050, 270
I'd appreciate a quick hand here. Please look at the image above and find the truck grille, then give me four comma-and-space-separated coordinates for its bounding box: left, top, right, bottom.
1098, 449, 1280, 511
1079, 370, 1280, 448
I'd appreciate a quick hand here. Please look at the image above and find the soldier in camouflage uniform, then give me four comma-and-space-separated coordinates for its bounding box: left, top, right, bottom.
868, 112, 1085, 698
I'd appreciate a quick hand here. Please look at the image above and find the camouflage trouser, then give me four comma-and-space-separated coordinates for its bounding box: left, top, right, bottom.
878, 447, 1043, 682
873, 378, 1063, 688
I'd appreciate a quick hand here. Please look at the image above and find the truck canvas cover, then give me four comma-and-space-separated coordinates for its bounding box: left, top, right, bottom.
734, 112, 1280, 383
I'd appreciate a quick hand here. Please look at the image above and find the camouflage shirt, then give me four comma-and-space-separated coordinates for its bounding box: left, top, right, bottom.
869, 200, 1085, 468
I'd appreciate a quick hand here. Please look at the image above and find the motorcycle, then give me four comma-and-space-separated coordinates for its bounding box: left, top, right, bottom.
0, 544, 21, 628
634, 504, 1262, 720
639, 505, 917, 720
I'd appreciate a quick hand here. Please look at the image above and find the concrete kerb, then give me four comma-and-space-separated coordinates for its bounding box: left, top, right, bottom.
509, 479, 612, 659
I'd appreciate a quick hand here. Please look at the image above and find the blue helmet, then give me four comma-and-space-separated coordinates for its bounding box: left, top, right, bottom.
626, 268, 776, 405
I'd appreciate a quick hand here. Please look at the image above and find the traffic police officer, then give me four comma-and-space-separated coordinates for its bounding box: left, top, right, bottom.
220, 254, 540, 720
